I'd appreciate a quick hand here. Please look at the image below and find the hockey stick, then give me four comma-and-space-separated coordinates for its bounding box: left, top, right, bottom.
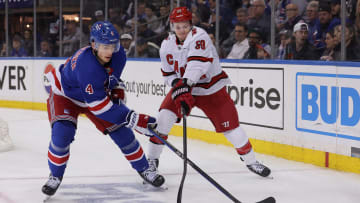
177, 112, 187, 203
148, 128, 276, 203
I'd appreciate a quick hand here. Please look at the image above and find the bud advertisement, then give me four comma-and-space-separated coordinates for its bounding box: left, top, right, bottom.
296, 72, 360, 141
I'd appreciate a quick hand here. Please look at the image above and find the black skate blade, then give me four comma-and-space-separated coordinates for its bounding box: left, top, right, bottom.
142, 180, 168, 190
256, 196, 276, 203
265, 175, 274, 179
43, 195, 51, 202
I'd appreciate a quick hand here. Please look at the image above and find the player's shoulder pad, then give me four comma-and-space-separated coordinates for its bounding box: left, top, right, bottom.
113, 46, 126, 59
70, 46, 93, 71
184, 26, 209, 47
161, 33, 174, 45
190, 26, 207, 38
160, 33, 175, 51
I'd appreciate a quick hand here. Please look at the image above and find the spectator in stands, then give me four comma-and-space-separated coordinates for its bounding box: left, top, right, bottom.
155, 4, 170, 34
275, 0, 291, 28
320, 29, 336, 61
284, 22, 320, 60
291, 0, 308, 16
315, 2, 340, 50
109, 8, 129, 27
331, 0, 341, 19
243, 27, 263, 59
128, 37, 159, 58
247, 0, 270, 43
137, 18, 158, 45
209, 32, 216, 45
120, 33, 133, 57
355, 0, 360, 43
227, 23, 249, 59
38, 40, 52, 57
190, 0, 210, 23
11, 36, 27, 57
276, 29, 292, 59
137, 2, 147, 20
201, 0, 231, 42
192, 11, 208, 30
208, 32, 226, 58
208, 0, 234, 25
23, 30, 33, 56
49, 7, 61, 37
232, 8, 248, 27
220, 27, 237, 58
332, 24, 360, 61
305, 1, 321, 47
144, 4, 160, 33
124, 2, 146, 32
48, 7, 63, 56
282, 4, 304, 32
241, 0, 251, 9
257, 44, 271, 59
0, 43, 7, 56
94, 10, 105, 22
58, 21, 81, 57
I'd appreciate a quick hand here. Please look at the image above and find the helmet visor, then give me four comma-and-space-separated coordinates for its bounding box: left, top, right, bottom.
94, 41, 120, 53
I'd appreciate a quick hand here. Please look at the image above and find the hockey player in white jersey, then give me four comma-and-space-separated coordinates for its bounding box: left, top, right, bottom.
147, 7, 271, 178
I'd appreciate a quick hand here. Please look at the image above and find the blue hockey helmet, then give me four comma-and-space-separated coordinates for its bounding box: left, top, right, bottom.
90, 21, 120, 52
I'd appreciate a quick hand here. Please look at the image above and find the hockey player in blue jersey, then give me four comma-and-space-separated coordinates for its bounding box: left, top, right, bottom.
42, 21, 165, 197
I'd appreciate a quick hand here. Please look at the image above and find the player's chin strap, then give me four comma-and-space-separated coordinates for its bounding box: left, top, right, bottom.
91, 46, 100, 58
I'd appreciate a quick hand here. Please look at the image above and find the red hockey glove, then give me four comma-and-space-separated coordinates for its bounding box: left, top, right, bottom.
125, 110, 157, 137
110, 81, 126, 105
171, 79, 195, 116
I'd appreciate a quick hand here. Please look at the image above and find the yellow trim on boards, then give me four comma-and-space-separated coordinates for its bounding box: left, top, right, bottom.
0, 100, 46, 111
169, 125, 360, 174
1, 100, 359, 174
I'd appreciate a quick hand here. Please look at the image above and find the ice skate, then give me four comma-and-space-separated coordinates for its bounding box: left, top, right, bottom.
148, 158, 159, 169
142, 158, 160, 184
246, 161, 272, 178
42, 175, 62, 199
139, 159, 166, 189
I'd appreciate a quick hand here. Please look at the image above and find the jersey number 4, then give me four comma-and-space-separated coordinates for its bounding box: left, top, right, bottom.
85, 84, 94, 94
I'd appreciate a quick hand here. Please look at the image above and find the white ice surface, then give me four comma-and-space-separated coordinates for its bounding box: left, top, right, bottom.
0, 108, 359, 203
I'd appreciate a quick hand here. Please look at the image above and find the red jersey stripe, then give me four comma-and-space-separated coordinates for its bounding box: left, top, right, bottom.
187, 56, 214, 63
88, 97, 111, 112
195, 71, 228, 89
161, 69, 176, 76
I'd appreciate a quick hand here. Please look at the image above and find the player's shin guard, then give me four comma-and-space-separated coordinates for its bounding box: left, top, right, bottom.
121, 139, 148, 171
148, 134, 168, 160
47, 121, 75, 178
110, 127, 165, 187
147, 109, 176, 164
110, 127, 148, 172
236, 141, 256, 165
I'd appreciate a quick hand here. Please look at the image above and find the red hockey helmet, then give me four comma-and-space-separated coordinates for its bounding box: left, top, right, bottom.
170, 7, 192, 23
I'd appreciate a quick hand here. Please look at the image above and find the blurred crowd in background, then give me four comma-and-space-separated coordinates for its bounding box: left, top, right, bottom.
1, 0, 360, 61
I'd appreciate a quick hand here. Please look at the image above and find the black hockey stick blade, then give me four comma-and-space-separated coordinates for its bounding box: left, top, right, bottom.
256, 196, 276, 203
